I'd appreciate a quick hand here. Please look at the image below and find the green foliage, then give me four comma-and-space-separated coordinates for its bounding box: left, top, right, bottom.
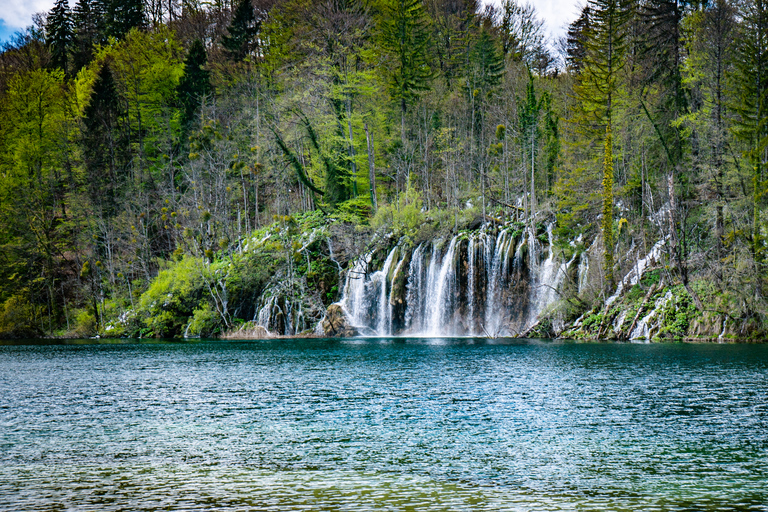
657, 286, 696, 339
186, 303, 221, 338
334, 197, 373, 225
135, 256, 206, 337
222, 0, 262, 61
46, 0, 73, 73
371, 179, 425, 238
177, 39, 211, 131
73, 309, 97, 337
101, 0, 145, 40
0, 295, 41, 339
379, 0, 434, 115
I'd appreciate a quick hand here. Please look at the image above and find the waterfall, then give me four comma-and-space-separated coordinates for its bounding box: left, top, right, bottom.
404, 243, 425, 332
337, 222, 570, 337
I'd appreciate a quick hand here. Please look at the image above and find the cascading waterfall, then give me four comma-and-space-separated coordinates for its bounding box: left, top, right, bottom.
338, 222, 571, 337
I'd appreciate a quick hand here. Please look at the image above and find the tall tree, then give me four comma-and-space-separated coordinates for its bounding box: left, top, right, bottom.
497, 0, 549, 67
566, 5, 592, 73
46, 0, 73, 74
575, 0, 631, 289
72, 0, 103, 72
379, 0, 434, 143
221, 0, 262, 61
100, 0, 145, 39
518, 71, 542, 221
682, 0, 736, 261
426, 0, 478, 86
82, 63, 127, 218
177, 39, 211, 132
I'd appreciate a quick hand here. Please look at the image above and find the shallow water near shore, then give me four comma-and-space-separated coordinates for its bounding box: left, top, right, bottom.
1, 338, 767, 511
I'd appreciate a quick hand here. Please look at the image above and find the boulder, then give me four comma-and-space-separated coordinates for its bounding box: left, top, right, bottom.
322, 304, 358, 337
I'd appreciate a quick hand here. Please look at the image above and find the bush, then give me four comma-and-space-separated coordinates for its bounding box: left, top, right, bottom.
371, 180, 425, 237
0, 295, 40, 338
135, 256, 207, 337
73, 309, 97, 337
185, 303, 221, 337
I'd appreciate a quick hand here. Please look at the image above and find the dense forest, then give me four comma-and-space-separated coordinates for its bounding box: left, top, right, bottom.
0, 0, 766, 339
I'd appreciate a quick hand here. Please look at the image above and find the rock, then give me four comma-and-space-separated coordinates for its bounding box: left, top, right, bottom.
322, 304, 358, 337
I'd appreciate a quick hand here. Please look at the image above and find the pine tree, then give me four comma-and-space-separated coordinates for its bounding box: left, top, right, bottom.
639, 0, 687, 165
100, 0, 145, 40
221, 0, 262, 61
46, 0, 73, 74
566, 5, 591, 73
518, 72, 543, 219
575, 0, 631, 288
426, 0, 477, 86
542, 92, 559, 195
470, 27, 504, 97
177, 39, 211, 132
380, 0, 433, 142
82, 63, 126, 218
72, 0, 102, 72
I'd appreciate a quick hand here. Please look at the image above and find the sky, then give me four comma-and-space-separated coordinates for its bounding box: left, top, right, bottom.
0, 0, 584, 46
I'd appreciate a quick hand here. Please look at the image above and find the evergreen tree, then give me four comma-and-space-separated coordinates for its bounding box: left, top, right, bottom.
575, 0, 632, 288
46, 0, 73, 74
566, 5, 591, 73
72, 0, 102, 72
380, 0, 433, 142
518, 71, 543, 219
177, 39, 211, 132
470, 27, 504, 96
82, 63, 126, 218
426, 0, 477, 86
542, 92, 559, 195
100, 0, 145, 40
639, 0, 688, 165
221, 0, 262, 61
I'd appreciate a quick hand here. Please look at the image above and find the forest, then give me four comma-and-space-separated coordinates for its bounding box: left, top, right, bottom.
0, 0, 766, 340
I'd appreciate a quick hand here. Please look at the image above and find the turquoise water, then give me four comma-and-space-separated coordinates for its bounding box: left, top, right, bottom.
1, 338, 767, 511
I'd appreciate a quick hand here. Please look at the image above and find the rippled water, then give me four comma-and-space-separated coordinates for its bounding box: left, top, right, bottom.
1, 338, 767, 511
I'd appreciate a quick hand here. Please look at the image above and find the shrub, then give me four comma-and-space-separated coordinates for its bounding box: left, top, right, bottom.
0, 295, 40, 338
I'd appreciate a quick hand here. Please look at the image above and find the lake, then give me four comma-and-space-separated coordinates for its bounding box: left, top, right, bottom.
1, 338, 767, 511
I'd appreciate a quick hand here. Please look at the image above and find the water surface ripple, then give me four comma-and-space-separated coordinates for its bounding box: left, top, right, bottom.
1, 338, 767, 511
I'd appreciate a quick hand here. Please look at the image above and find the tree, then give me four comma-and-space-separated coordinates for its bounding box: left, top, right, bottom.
379, 0, 434, 143
0, 68, 71, 331
46, 0, 73, 74
732, 0, 768, 276
574, 0, 631, 289
221, 0, 262, 61
566, 5, 592, 73
100, 0, 145, 40
518, 71, 543, 220
497, 0, 549, 67
82, 63, 127, 218
682, 0, 736, 261
177, 39, 211, 131
72, 0, 103, 72
425, 0, 478, 86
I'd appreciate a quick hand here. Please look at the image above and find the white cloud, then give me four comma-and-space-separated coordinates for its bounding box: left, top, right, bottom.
534, 0, 584, 39
484, 0, 584, 40
0, 0, 56, 31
